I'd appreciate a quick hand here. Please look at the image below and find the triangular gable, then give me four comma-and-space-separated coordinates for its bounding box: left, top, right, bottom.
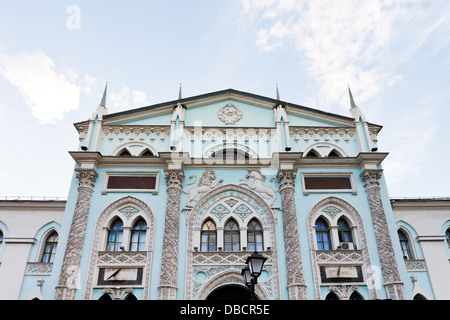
75, 89, 380, 129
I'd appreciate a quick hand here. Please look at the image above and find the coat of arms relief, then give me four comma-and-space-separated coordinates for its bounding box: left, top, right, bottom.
217, 103, 242, 125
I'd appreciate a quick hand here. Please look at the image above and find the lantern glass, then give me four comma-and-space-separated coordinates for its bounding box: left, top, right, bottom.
246, 252, 267, 278
241, 266, 252, 286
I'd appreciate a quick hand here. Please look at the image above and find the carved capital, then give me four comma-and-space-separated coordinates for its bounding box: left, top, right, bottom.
276, 169, 297, 191
164, 169, 184, 189
75, 168, 98, 190
360, 169, 383, 190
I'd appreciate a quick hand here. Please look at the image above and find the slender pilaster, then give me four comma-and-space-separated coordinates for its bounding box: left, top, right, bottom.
360, 169, 405, 300
158, 169, 184, 300
55, 168, 97, 300
277, 169, 306, 300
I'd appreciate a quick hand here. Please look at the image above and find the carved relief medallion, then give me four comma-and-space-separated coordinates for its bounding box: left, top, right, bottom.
217, 103, 242, 125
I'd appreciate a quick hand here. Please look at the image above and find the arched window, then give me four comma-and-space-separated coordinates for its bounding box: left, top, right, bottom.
107, 218, 123, 252
328, 150, 340, 158
130, 219, 147, 251
201, 220, 217, 252
398, 230, 412, 260
306, 150, 319, 158
211, 148, 249, 160
118, 149, 131, 157
337, 218, 353, 243
446, 228, 450, 249
349, 291, 364, 300
413, 293, 427, 300
224, 219, 240, 251
124, 293, 137, 300
315, 218, 331, 250
140, 149, 154, 157
325, 292, 340, 300
99, 293, 112, 300
247, 219, 263, 252
40, 231, 58, 263
0, 230, 3, 244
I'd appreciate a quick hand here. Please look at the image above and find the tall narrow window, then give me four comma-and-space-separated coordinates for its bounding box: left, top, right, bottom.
0, 230, 3, 244
315, 218, 331, 250
446, 228, 450, 249
398, 230, 412, 260
201, 220, 217, 252
247, 219, 263, 252
130, 219, 147, 251
107, 218, 123, 252
224, 219, 240, 251
337, 218, 353, 243
41, 231, 58, 263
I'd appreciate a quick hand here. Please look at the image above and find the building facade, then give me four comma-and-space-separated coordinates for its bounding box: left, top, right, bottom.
0, 88, 449, 300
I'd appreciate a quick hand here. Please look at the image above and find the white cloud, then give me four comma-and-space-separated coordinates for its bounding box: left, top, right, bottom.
241, 0, 450, 110
109, 85, 149, 112
0, 50, 95, 124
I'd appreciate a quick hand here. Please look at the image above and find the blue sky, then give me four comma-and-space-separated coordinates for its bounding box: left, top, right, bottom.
0, 0, 449, 198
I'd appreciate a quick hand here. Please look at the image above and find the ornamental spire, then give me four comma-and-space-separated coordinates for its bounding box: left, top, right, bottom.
178, 83, 182, 100
348, 85, 357, 109
100, 82, 108, 107
276, 84, 280, 100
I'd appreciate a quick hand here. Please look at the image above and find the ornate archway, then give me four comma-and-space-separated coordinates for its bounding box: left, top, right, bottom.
184, 184, 280, 300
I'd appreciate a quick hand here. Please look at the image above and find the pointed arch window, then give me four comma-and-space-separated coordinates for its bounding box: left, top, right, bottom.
130, 219, 147, 252
337, 218, 353, 243
224, 219, 240, 251
398, 230, 412, 260
40, 231, 58, 263
0, 230, 3, 244
446, 228, 450, 249
107, 218, 124, 252
247, 219, 263, 252
201, 220, 217, 252
306, 150, 320, 158
315, 218, 331, 250
118, 149, 131, 157
325, 291, 340, 300
328, 150, 340, 158
349, 291, 364, 300
140, 149, 154, 157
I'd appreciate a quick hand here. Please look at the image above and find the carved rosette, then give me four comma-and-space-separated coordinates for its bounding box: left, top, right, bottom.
158, 169, 184, 300
55, 168, 98, 300
360, 169, 404, 300
277, 169, 307, 300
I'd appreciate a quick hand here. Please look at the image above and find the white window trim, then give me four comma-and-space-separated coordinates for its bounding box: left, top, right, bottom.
101, 171, 160, 195
301, 172, 357, 195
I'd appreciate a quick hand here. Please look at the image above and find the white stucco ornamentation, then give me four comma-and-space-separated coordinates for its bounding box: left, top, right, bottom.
217, 103, 243, 125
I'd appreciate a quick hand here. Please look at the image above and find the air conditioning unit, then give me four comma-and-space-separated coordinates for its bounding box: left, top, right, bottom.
340, 242, 354, 250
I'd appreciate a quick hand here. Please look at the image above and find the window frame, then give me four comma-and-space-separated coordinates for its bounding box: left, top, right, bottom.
40, 230, 59, 263
224, 219, 240, 252
106, 218, 124, 252
102, 171, 160, 195
200, 219, 217, 252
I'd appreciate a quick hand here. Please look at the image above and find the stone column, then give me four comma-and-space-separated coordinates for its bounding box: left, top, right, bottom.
158, 169, 184, 300
55, 168, 97, 300
277, 169, 307, 300
360, 169, 405, 300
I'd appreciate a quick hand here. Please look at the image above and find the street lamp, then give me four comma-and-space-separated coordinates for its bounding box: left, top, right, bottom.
241, 251, 267, 300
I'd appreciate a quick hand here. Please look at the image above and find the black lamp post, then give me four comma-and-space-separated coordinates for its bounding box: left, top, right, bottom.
241, 251, 267, 300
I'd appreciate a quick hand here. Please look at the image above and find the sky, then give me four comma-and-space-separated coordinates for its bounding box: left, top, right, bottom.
0, 0, 449, 199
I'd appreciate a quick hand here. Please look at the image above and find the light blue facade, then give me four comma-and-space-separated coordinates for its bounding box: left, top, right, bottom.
23, 88, 438, 300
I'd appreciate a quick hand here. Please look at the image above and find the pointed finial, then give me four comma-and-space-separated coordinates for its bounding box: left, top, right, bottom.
178, 83, 182, 100
100, 82, 108, 107
276, 84, 280, 100
348, 85, 356, 109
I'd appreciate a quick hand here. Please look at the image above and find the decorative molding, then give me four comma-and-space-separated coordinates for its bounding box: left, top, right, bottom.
55, 168, 97, 300
158, 169, 184, 300
118, 206, 140, 219
102, 287, 134, 300
277, 169, 306, 300
405, 260, 427, 271
307, 196, 377, 300
184, 184, 280, 300
25, 263, 53, 275
217, 103, 243, 125
83, 196, 155, 300
360, 169, 405, 300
